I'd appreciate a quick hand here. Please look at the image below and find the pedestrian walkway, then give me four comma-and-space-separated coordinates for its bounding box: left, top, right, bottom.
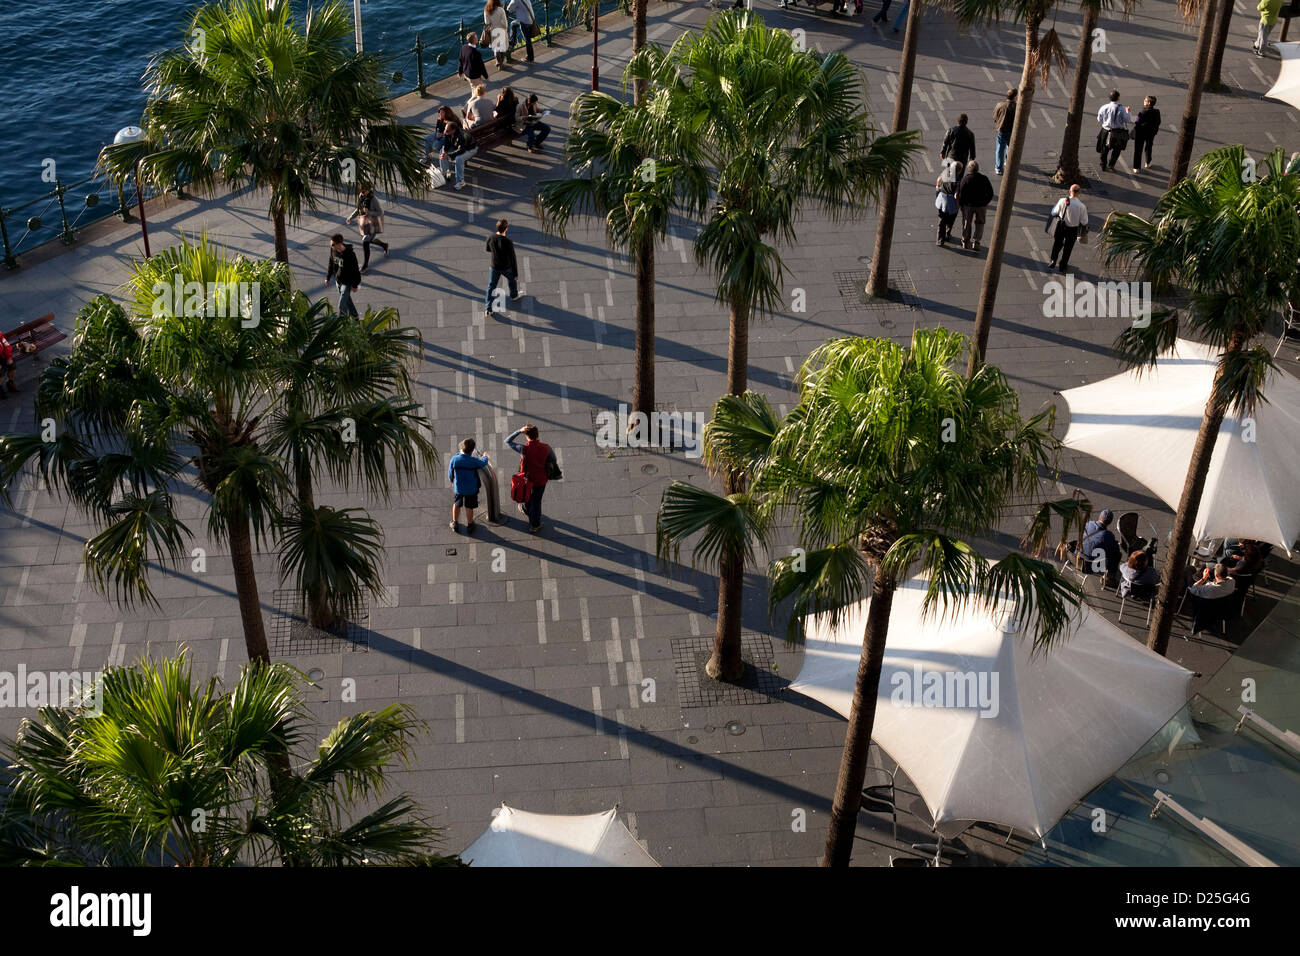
1, 0, 1297, 865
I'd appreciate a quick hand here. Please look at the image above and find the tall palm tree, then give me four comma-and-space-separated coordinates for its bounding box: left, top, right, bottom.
953, 0, 1071, 376
632, 12, 919, 435
1205, 0, 1235, 89
265, 304, 436, 630
656, 392, 777, 680
1102, 145, 1300, 656
866, 0, 926, 298
0, 238, 436, 664
1053, 0, 1138, 185
98, 0, 427, 263
709, 330, 1085, 866
536, 84, 708, 420
1168, 0, 1222, 186
0, 651, 461, 866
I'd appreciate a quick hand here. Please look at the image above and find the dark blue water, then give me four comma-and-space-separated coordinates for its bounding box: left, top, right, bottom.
0, 0, 468, 221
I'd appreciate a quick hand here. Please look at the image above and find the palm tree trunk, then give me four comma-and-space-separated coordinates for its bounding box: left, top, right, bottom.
1147, 329, 1242, 655
822, 567, 896, 867
1205, 0, 1235, 90
865, 0, 922, 298
272, 204, 289, 264
632, 0, 648, 104
1053, 3, 1100, 187
726, 293, 750, 397
632, 240, 656, 418
707, 545, 746, 681
1168, 0, 1221, 188
293, 468, 335, 632
229, 511, 272, 664
968, 13, 1042, 378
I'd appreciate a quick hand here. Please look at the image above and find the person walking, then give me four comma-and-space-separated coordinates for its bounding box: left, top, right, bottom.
458, 32, 490, 89
484, 0, 511, 68
992, 89, 1016, 174
347, 183, 389, 274
448, 438, 491, 534
522, 94, 551, 152
1131, 96, 1161, 171
890, 0, 909, 31
957, 160, 994, 251
871, 0, 893, 25
1096, 89, 1131, 172
1255, 0, 1284, 56
1047, 184, 1088, 274
506, 424, 552, 533
940, 114, 976, 166
935, 161, 962, 247
485, 218, 522, 317
325, 234, 362, 317
507, 0, 538, 62
438, 114, 478, 191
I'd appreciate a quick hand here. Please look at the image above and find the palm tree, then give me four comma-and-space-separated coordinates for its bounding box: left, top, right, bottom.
1102, 145, 1300, 656
0, 237, 435, 664
98, 0, 427, 263
1053, 0, 1138, 185
536, 84, 708, 421
656, 392, 777, 680
709, 330, 1085, 866
866, 0, 927, 298
1168, 0, 1222, 186
0, 651, 462, 866
265, 304, 436, 630
1205, 0, 1235, 89
631, 13, 919, 434
953, 0, 1072, 375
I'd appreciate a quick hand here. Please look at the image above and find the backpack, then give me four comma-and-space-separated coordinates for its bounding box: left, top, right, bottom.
545, 450, 563, 481
510, 470, 531, 503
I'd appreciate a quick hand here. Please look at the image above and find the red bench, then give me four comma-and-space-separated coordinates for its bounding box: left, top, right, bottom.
5, 313, 66, 365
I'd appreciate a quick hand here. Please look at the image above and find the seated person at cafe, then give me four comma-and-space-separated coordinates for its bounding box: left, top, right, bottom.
1080, 508, 1122, 586
1187, 562, 1237, 605
1119, 549, 1158, 599
1224, 540, 1265, 578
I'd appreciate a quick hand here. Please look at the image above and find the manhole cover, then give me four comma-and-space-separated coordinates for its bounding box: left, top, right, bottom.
446, 547, 457, 555
687, 735, 698, 744
1154, 769, 1171, 784
307, 668, 325, 682
726, 720, 746, 736
641, 463, 659, 475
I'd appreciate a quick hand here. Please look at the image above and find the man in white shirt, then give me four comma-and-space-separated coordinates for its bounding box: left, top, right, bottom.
1048, 184, 1089, 274
507, 0, 538, 62
1188, 562, 1238, 600
1096, 90, 1132, 172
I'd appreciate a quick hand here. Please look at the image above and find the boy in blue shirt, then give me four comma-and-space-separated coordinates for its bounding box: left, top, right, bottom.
448, 438, 491, 534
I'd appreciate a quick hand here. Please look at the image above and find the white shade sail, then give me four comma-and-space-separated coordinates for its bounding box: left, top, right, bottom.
1060, 338, 1300, 552
788, 575, 1192, 838
1264, 42, 1300, 111
460, 804, 659, 867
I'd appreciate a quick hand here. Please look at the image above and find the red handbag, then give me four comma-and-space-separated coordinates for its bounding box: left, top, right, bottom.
510, 470, 531, 504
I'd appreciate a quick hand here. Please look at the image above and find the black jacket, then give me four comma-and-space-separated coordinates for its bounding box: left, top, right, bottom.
941, 124, 976, 163
486, 234, 517, 273
957, 171, 995, 209
458, 43, 489, 80
327, 244, 362, 287
1134, 107, 1161, 136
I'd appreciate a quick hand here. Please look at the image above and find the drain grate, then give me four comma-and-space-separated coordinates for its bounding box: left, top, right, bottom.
835, 268, 919, 313
271, 589, 369, 655
672, 634, 784, 708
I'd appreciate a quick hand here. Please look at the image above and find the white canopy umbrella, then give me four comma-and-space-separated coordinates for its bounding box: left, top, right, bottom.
1264, 42, 1300, 111
460, 804, 659, 867
1060, 338, 1300, 552
788, 575, 1192, 838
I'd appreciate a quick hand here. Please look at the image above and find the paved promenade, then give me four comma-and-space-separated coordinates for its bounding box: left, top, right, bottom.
1, 0, 1297, 865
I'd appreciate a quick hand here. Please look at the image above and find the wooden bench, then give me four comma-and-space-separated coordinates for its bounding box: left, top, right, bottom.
5, 313, 65, 365
465, 112, 521, 156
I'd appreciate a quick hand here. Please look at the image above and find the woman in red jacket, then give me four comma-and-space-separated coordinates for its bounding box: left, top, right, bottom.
506, 423, 551, 533
0, 332, 16, 397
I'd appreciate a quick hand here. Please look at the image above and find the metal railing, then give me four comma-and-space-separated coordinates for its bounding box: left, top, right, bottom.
0, 0, 640, 271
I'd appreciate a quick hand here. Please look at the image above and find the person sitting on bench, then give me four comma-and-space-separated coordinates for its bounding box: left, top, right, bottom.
0, 332, 16, 396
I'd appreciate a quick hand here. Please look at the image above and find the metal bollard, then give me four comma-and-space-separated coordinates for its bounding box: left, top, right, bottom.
0, 208, 16, 269
459, 18, 467, 44
480, 456, 506, 524
115, 180, 131, 222
543, 0, 553, 45
54, 180, 75, 246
